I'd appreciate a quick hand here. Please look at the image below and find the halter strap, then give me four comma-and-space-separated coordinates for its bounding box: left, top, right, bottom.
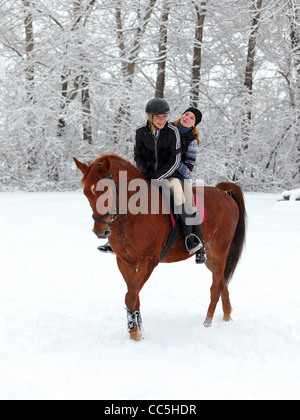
92, 168, 119, 226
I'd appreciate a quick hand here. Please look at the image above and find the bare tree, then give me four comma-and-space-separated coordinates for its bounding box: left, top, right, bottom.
155, 0, 170, 98
242, 0, 264, 148
57, 0, 96, 144
22, 0, 37, 171
266, 0, 300, 177
288, 0, 300, 107
114, 0, 158, 139
22, 0, 35, 102
288, 0, 300, 176
190, 0, 207, 107
117, 0, 158, 85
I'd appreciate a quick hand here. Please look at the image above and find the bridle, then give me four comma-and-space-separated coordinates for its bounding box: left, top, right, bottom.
92, 163, 119, 228
91, 162, 150, 228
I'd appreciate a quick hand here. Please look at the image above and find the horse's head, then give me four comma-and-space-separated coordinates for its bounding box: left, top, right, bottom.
74, 156, 116, 239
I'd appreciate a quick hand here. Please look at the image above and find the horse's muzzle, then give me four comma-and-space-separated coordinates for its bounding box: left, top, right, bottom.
93, 226, 111, 239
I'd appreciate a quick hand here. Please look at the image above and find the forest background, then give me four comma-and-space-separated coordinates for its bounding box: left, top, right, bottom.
0, 0, 299, 192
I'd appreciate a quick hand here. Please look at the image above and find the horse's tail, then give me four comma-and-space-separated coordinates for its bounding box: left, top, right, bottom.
216, 182, 247, 284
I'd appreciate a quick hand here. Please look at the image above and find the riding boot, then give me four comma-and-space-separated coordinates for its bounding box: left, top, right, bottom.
97, 242, 115, 254
193, 223, 207, 264
176, 203, 202, 255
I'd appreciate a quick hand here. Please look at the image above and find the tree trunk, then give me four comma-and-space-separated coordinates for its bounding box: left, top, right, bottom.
289, 1, 300, 106
22, 0, 37, 171
244, 0, 264, 94
114, 2, 131, 136
81, 75, 93, 144
57, 73, 80, 137
22, 0, 34, 102
288, 0, 300, 176
190, 1, 207, 108
242, 0, 263, 148
155, 0, 170, 99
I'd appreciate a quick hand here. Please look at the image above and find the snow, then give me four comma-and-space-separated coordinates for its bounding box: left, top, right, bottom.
0, 192, 300, 400
0, 53, 6, 78
280, 188, 300, 201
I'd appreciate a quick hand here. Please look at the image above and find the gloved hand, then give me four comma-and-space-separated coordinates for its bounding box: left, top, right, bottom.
143, 162, 154, 179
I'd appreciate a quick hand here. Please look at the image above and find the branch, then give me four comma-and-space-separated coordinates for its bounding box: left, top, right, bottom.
39, 10, 63, 29
72, 0, 97, 31
0, 40, 23, 58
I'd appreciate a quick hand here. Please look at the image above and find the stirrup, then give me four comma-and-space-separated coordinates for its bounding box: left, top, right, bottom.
185, 233, 202, 255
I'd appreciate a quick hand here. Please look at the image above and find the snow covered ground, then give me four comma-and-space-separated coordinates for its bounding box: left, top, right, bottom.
0, 191, 299, 400
279, 188, 300, 201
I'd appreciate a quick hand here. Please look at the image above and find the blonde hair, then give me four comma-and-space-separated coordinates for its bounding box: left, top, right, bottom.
147, 114, 159, 135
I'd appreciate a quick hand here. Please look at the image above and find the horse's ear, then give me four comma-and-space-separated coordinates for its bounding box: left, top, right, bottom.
100, 156, 112, 174
74, 157, 88, 174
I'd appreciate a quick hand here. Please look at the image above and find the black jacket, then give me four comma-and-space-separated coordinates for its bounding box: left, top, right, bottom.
134, 122, 181, 181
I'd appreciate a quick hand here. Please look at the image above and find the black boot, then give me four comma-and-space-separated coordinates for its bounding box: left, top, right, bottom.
176, 203, 202, 255
97, 242, 115, 254
196, 248, 207, 264
193, 223, 207, 264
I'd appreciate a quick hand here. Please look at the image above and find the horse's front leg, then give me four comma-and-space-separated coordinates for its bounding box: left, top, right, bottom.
117, 258, 141, 340
126, 308, 143, 341
117, 257, 158, 341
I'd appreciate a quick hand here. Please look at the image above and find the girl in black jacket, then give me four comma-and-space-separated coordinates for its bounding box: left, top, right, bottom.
134, 99, 181, 182
134, 98, 203, 256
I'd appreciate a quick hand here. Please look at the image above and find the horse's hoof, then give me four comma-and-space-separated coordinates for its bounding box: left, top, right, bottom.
129, 326, 143, 341
203, 318, 212, 328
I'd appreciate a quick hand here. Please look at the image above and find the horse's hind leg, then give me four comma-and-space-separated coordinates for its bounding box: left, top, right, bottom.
204, 265, 226, 327
221, 285, 232, 322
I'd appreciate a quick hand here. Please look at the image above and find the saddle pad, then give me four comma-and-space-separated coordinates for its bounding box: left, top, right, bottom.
170, 194, 207, 228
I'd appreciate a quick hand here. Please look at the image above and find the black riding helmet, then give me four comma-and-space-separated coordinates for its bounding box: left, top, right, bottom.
145, 98, 170, 115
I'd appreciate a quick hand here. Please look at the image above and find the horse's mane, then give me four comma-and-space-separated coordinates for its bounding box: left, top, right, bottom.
108, 154, 143, 177
82, 153, 144, 188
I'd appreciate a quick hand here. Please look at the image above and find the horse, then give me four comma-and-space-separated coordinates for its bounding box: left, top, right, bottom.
74, 153, 246, 341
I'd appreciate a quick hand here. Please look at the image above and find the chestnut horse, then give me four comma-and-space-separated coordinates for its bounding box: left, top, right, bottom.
74, 154, 246, 341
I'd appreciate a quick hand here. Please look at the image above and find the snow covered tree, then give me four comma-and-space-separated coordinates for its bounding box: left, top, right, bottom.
155, 0, 170, 98
242, 0, 263, 148
113, 0, 158, 142
190, 0, 207, 107
288, 0, 300, 179
0, 0, 299, 191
